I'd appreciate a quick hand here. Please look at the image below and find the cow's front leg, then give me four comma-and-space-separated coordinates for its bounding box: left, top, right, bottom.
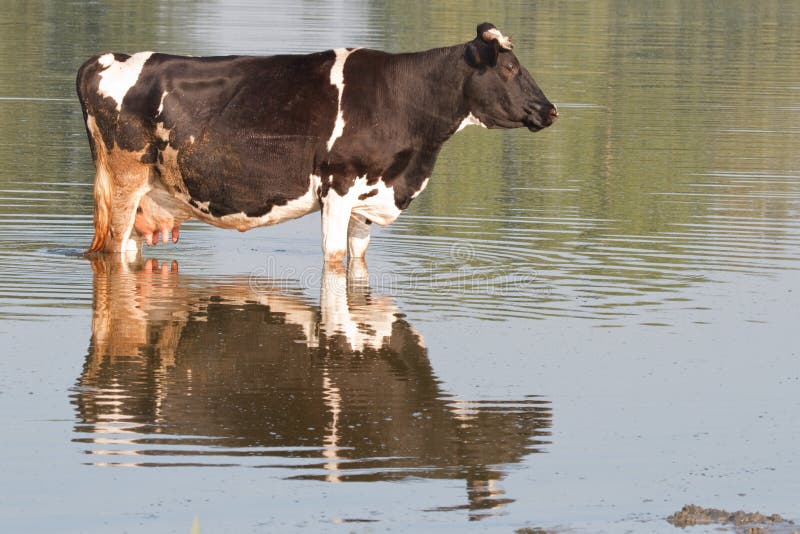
321, 190, 353, 263
347, 214, 371, 259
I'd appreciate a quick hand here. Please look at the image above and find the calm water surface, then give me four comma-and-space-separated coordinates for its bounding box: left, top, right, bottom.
1, 1, 799, 532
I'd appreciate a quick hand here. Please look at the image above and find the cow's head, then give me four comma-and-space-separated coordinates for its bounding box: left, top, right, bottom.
463, 23, 558, 132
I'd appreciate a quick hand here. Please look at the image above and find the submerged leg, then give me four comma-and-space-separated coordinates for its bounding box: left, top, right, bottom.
107, 184, 149, 254
347, 214, 371, 259
321, 190, 353, 263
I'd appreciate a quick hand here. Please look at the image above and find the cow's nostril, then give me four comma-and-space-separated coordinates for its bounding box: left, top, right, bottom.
549, 105, 559, 118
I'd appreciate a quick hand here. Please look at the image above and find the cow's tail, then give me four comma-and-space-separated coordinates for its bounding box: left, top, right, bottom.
77, 56, 113, 253
87, 133, 113, 253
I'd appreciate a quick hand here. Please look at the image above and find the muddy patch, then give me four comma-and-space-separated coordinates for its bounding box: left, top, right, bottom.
667, 504, 795, 532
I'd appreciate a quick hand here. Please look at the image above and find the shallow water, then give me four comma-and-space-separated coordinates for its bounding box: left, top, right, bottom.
2, 1, 800, 532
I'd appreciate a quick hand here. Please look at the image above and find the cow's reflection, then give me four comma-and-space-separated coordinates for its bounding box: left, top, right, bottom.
74, 257, 551, 519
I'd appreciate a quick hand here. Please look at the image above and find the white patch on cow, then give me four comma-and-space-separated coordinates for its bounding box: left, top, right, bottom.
411, 178, 430, 200
201, 176, 321, 231
484, 28, 513, 50
97, 53, 115, 68
321, 175, 409, 260
321, 186, 353, 261
349, 176, 402, 226
119, 186, 151, 255
326, 48, 357, 152
456, 112, 487, 132
195, 200, 210, 213
156, 90, 169, 115
189, 135, 195, 144
123, 236, 140, 252
154, 121, 170, 142
97, 51, 154, 112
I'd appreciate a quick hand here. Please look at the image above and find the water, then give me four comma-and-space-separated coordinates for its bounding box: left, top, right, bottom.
2, 1, 800, 532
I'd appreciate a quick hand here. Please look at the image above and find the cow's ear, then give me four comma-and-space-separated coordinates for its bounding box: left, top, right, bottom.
465, 38, 499, 69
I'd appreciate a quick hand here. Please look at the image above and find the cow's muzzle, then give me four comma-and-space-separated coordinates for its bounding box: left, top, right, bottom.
523, 102, 559, 132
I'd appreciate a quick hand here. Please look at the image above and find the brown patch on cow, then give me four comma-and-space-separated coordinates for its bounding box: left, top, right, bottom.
154, 121, 170, 143
86, 115, 149, 252
105, 148, 152, 251
85, 115, 156, 253
358, 188, 378, 201
159, 144, 182, 182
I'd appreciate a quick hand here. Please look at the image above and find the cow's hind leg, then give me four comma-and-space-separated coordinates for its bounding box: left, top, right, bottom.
107, 178, 150, 254
96, 151, 152, 254
84, 115, 149, 255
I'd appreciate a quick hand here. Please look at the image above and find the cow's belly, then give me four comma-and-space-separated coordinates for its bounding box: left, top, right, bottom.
191, 177, 320, 232
173, 130, 319, 222
138, 175, 320, 235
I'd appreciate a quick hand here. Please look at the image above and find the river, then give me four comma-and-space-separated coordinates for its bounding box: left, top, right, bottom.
1, 1, 799, 532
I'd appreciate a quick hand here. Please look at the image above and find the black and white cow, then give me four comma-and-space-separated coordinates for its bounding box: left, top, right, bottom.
77, 23, 557, 262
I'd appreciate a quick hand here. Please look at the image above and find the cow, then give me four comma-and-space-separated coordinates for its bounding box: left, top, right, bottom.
76, 22, 558, 262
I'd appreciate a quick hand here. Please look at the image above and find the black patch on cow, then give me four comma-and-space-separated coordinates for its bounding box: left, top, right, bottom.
395, 194, 414, 211
140, 143, 158, 164
358, 189, 378, 201
76, 53, 161, 155
131, 52, 341, 217
188, 198, 210, 214
327, 48, 466, 210
465, 36, 500, 68
383, 149, 413, 182
76, 53, 130, 153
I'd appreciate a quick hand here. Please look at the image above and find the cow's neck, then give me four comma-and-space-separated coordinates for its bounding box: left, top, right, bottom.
365, 45, 475, 200
392, 44, 473, 147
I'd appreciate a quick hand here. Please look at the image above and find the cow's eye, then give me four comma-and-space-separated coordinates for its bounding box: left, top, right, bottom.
505, 64, 516, 73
